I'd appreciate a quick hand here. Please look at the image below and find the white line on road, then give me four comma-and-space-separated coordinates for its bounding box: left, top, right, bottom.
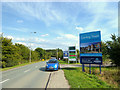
0, 79, 10, 84
24, 69, 30, 73
35, 66, 38, 68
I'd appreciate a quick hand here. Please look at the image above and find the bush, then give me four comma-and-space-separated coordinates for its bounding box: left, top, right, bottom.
2, 61, 6, 68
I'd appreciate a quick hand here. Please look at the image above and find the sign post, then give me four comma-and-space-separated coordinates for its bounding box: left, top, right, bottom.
99, 64, 101, 74
80, 31, 102, 74
89, 64, 91, 74
82, 64, 85, 72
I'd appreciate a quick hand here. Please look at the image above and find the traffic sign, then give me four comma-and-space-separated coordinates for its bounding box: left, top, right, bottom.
63, 51, 68, 59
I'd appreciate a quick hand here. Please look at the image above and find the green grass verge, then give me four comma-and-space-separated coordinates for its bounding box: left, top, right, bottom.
59, 60, 81, 65
0, 60, 42, 71
62, 67, 112, 88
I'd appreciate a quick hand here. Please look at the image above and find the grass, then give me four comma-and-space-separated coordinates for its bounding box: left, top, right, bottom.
0, 60, 42, 71
90, 66, 120, 88
59, 60, 81, 65
62, 67, 114, 88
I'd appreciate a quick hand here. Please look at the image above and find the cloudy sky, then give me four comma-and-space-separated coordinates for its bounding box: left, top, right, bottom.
2, 2, 118, 50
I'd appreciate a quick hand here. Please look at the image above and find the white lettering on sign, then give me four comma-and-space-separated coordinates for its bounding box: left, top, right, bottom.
92, 35, 99, 38
81, 34, 99, 40
81, 36, 91, 39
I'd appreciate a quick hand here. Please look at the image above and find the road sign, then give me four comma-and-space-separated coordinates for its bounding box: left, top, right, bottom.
68, 46, 76, 61
80, 31, 102, 64
63, 51, 68, 59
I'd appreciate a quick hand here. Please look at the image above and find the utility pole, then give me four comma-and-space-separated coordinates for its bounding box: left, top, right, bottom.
29, 32, 36, 63
57, 48, 59, 60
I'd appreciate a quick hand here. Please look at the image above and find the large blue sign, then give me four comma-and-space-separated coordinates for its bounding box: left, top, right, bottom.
80, 31, 102, 64
63, 51, 68, 59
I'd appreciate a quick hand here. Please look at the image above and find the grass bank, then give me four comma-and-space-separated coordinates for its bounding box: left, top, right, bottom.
59, 60, 81, 65
90, 66, 120, 88
0, 60, 43, 71
62, 67, 119, 88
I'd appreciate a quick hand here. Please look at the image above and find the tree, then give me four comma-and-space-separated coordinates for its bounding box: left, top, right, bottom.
31, 50, 39, 61
101, 42, 110, 62
15, 43, 30, 62
46, 49, 63, 59
2, 37, 22, 67
106, 34, 120, 66
58, 49, 63, 60
35, 48, 45, 59
76, 49, 79, 60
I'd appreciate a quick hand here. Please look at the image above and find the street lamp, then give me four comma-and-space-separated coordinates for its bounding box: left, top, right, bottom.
29, 32, 36, 63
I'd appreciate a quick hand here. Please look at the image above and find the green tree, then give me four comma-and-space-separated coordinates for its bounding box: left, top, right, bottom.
76, 49, 79, 60
35, 47, 45, 59
101, 42, 110, 62
106, 34, 120, 66
2, 37, 22, 67
15, 43, 30, 62
31, 50, 39, 61
58, 49, 63, 59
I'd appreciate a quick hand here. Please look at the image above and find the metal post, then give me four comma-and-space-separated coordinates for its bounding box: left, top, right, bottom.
57, 48, 58, 60
89, 64, 91, 74
29, 33, 31, 63
100, 64, 101, 74
82, 64, 85, 72
29, 45, 31, 63
29, 32, 36, 63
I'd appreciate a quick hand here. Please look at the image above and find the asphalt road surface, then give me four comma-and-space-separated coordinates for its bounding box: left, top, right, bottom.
1, 61, 50, 88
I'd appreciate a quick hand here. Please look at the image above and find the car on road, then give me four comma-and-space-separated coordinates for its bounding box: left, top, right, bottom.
46, 59, 60, 71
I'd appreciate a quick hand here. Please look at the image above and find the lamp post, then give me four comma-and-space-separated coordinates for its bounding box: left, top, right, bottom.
29, 32, 36, 63
57, 48, 59, 60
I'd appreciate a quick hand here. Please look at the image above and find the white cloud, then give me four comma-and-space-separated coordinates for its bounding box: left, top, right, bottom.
4, 2, 68, 26
5, 35, 14, 39
34, 37, 46, 42
41, 34, 49, 37
64, 34, 77, 40
76, 26, 83, 31
17, 20, 23, 23
56, 36, 63, 40
16, 42, 27, 46
4, 27, 28, 32
15, 38, 26, 41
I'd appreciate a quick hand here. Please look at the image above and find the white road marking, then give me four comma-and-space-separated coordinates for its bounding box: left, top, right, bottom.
24, 69, 30, 73
0, 79, 10, 84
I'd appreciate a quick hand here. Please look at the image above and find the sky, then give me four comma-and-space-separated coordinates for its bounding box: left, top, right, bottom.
1, 2, 118, 50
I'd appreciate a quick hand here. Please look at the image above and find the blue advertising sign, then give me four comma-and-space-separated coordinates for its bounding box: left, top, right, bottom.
63, 51, 68, 59
80, 31, 102, 64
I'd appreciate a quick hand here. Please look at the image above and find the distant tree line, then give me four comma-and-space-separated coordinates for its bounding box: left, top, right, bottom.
46, 48, 63, 59
0, 36, 63, 68
0, 34, 119, 68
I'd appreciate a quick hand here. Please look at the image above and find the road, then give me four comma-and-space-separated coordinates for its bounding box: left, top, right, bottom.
1, 61, 50, 88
